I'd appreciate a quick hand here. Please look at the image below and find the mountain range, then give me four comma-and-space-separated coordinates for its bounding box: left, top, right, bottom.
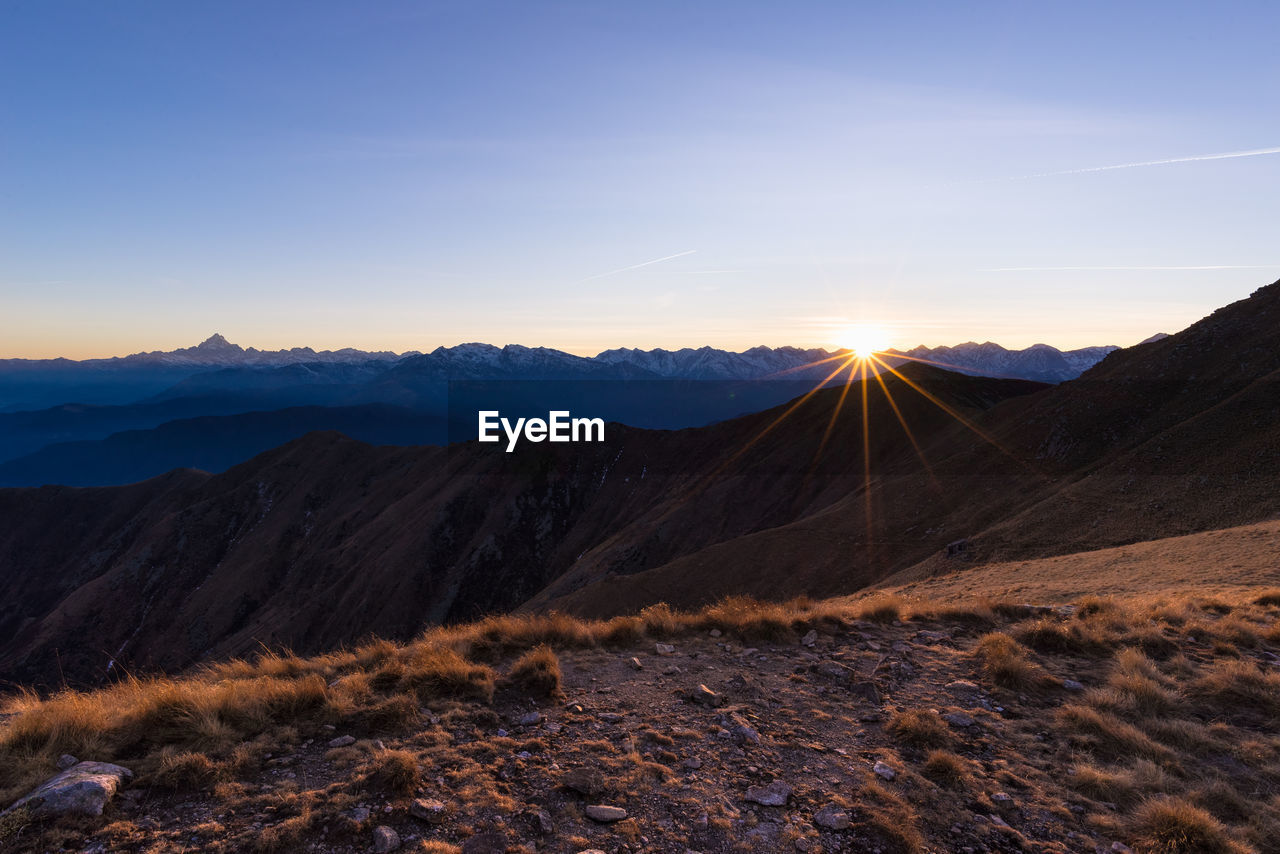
0, 337, 1119, 487
1, 336, 1117, 412
0, 279, 1274, 689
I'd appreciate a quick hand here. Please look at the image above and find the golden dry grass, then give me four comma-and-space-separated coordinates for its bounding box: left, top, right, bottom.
920, 749, 971, 788
363, 748, 419, 795
1127, 797, 1246, 854
502, 645, 562, 698
886, 709, 951, 749
974, 632, 1048, 690
1186, 659, 1280, 722
2, 587, 1279, 852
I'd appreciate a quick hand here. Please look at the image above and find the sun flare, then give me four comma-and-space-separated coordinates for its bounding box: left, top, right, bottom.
835, 324, 891, 358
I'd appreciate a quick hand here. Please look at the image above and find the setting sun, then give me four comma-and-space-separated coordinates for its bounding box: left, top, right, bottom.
835, 324, 892, 357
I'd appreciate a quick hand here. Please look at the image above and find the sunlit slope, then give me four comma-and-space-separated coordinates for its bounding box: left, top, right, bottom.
876, 518, 1280, 603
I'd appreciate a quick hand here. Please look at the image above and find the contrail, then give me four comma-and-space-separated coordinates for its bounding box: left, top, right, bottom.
981, 265, 1279, 272
1009, 146, 1280, 180
577, 249, 697, 283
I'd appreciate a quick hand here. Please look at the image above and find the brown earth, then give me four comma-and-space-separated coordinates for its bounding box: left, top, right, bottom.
4, 587, 1280, 853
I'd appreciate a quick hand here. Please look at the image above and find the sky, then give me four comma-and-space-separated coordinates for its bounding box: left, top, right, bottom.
2, 0, 1278, 359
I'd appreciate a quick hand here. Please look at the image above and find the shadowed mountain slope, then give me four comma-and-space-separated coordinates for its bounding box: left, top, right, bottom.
2, 280, 1279, 688
0, 405, 447, 487
0, 367, 1043, 689
535, 280, 1280, 616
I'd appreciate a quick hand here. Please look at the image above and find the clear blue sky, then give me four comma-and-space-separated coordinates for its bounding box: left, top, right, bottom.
2, 1, 1278, 358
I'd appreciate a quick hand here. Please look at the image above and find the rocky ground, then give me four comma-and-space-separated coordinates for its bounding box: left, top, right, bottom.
3, 593, 1280, 853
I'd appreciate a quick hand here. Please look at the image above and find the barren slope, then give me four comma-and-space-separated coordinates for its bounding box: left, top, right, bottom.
877, 518, 1280, 603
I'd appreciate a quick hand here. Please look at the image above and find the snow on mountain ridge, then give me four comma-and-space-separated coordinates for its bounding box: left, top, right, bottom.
7, 336, 1120, 384
108, 335, 417, 368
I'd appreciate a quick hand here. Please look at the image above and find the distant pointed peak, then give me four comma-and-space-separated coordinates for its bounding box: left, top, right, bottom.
197, 333, 240, 351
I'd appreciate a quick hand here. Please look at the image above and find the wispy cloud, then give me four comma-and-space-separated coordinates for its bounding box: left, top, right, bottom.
576, 249, 697, 283
1008, 146, 1280, 180
649, 268, 747, 275
981, 265, 1279, 272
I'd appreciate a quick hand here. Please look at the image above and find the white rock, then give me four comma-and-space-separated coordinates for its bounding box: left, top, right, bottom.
1, 761, 133, 819
409, 798, 446, 823
745, 780, 792, 806
372, 824, 400, 852
585, 804, 628, 822
873, 760, 896, 781
813, 803, 851, 830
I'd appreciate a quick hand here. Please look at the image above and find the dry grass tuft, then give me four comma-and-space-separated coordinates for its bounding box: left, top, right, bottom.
596, 615, 645, 646
459, 611, 598, 658
855, 782, 925, 853
1014, 616, 1111, 656
856, 594, 904, 624
916, 600, 999, 628
1091, 650, 1181, 718
1070, 759, 1171, 808
1251, 589, 1280, 607
414, 842, 463, 854
152, 748, 222, 790
638, 603, 682, 638
364, 748, 419, 794
921, 749, 970, 788
1126, 796, 1245, 854
1057, 704, 1173, 763
351, 694, 421, 732
504, 645, 563, 698
1, 672, 329, 776
1187, 659, 1280, 722
1193, 780, 1254, 824
698, 596, 794, 641
974, 632, 1046, 690
254, 811, 315, 853
886, 709, 951, 749
396, 647, 496, 704
1070, 762, 1139, 806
